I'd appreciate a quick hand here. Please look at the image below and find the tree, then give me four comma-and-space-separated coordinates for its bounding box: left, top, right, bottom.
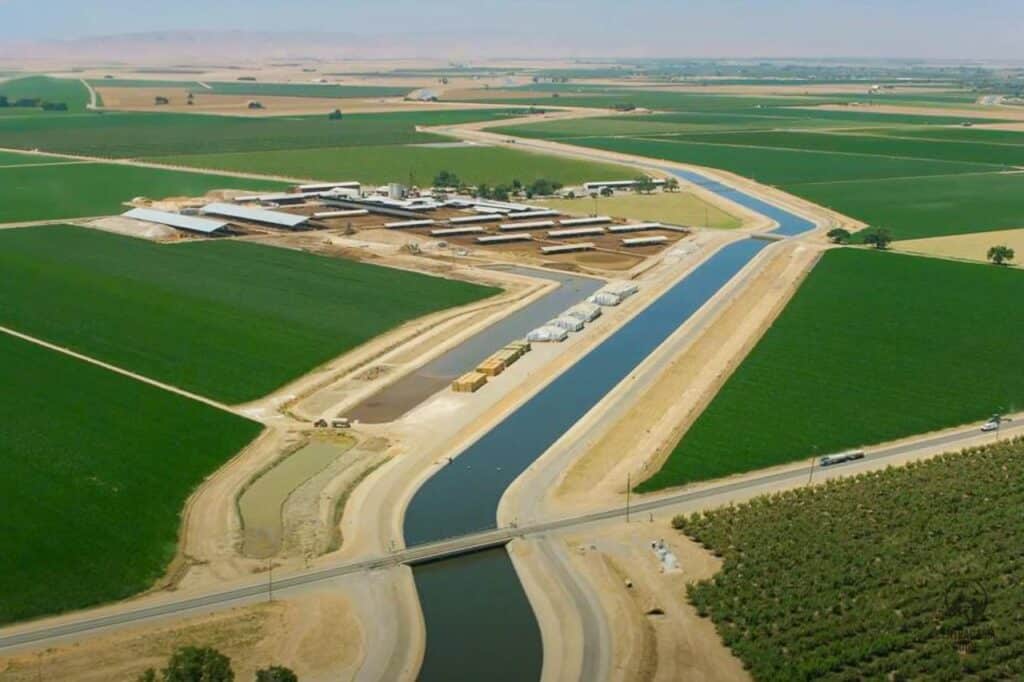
987, 245, 1015, 265
861, 227, 892, 250
491, 184, 511, 201
599, 186, 614, 197
634, 176, 656, 194
161, 646, 234, 682
327, 109, 343, 120
474, 183, 491, 199
528, 178, 557, 197
0, 95, 9, 107
137, 670, 158, 682
664, 177, 680, 192
255, 666, 298, 682
433, 170, 460, 187
826, 228, 851, 244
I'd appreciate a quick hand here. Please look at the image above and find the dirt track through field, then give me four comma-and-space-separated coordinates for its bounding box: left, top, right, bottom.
0, 324, 241, 417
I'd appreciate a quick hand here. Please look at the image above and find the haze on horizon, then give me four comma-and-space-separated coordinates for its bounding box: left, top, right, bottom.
0, 0, 1022, 60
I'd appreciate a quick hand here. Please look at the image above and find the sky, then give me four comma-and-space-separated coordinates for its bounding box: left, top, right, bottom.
0, 0, 1022, 59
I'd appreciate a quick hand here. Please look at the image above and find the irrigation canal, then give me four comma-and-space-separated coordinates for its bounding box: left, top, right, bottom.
405, 168, 816, 680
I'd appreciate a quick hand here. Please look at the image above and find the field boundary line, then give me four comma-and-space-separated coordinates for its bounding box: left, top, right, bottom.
785, 168, 1024, 188
0, 324, 243, 417
0, 160, 94, 170
0, 145, 312, 185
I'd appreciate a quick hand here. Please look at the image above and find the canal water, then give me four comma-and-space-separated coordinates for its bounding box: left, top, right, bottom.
405, 238, 769, 545
408, 167, 816, 682
349, 267, 602, 423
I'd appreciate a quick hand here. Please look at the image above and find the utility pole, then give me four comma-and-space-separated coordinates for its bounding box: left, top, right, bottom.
807, 445, 818, 486
267, 559, 274, 602
626, 472, 631, 523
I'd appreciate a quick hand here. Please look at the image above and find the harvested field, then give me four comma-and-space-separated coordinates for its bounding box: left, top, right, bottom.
675, 438, 1024, 680
539, 191, 744, 228
895, 227, 1024, 265
0, 226, 500, 403
0, 162, 283, 223
0, 331, 262, 624
641, 248, 1024, 490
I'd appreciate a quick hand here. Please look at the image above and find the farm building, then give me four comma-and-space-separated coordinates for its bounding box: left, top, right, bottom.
385, 219, 435, 229
622, 236, 669, 247
121, 208, 230, 236
200, 202, 310, 229
583, 179, 666, 192
559, 216, 611, 227
608, 222, 664, 233
540, 242, 596, 255
431, 226, 487, 237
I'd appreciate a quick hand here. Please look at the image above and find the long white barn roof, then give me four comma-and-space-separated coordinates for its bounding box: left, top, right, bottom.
200, 202, 309, 228
122, 208, 228, 234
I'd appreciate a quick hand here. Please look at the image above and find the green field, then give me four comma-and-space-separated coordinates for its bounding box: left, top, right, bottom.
640, 248, 1024, 491
495, 110, 1024, 239
494, 110, 998, 141
675, 438, 1024, 680
0, 332, 262, 624
204, 81, 411, 99
656, 130, 1024, 166
0, 226, 499, 403
0, 76, 90, 113
151, 143, 634, 186
0, 163, 283, 223
0, 150, 68, 167
793, 172, 1024, 240
0, 109, 525, 157
559, 136, 998, 185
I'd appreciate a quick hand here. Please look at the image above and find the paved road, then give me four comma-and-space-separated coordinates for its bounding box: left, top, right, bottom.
2, 418, 1017, 653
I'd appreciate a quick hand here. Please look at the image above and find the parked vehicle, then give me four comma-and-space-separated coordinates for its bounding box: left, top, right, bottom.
820, 450, 866, 466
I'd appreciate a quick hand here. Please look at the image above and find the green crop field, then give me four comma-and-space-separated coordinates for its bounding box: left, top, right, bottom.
0, 108, 524, 158
674, 438, 1024, 680
0, 332, 262, 624
793, 171, 1024, 240
0, 150, 68, 167
0, 163, 283, 223
656, 130, 1024, 166
0, 76, 90, 113
0, 226, 499, 403
640, 248, 1024, 491
494, 109, 1022, 239
151, 143, 634, 186
560, 136, 998, 185
204, 81, 411, 99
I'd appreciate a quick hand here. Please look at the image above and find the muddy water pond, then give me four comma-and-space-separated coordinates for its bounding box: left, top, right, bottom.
239, 438, 355, 558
